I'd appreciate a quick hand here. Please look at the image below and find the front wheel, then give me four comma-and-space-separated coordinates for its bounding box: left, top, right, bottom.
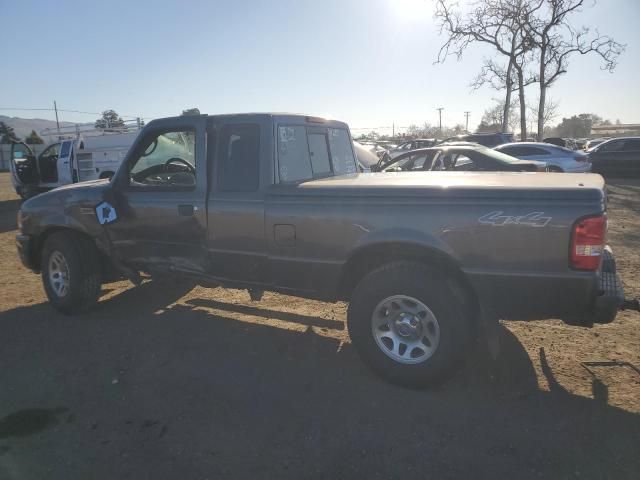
347, 262, 473, 388
41, 231, 102, 314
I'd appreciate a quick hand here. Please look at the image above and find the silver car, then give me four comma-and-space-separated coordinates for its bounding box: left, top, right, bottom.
353, 141, 381, 172
386, 138, 437, 159
494, 142, 591, 173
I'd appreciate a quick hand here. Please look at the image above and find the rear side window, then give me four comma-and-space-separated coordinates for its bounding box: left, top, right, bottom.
328, 128, 357, 176
498, 146, 520, 156
519, 146, 549, 156
624, 139, 640, 150
278, 126, 312, 182
278, 125, 357, 182
217, 124, 260, 191
601, 140, 625, 152
308, 133, 332, 175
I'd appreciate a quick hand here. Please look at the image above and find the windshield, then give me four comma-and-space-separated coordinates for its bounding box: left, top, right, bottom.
382, 150, 437, 171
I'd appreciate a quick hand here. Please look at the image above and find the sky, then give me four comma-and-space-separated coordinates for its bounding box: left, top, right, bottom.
1, 0, 639, 134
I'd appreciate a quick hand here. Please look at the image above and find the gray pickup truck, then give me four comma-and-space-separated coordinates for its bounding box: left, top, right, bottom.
15, 113, 627, 387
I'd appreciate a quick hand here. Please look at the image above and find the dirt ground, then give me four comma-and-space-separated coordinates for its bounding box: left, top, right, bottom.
0, 171, 638, 479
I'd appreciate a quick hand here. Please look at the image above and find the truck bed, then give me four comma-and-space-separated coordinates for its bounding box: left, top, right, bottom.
278, 171, 605, 202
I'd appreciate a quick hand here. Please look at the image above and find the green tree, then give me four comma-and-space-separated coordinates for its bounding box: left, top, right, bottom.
554, 113, 606, 138
181, 108, 201, 116
25, 130, 44, 144
95, 110, 125, 129
0, 122, 20, 143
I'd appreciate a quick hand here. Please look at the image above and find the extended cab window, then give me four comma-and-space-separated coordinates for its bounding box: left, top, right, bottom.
277, 125, 357, 183
601, 140, 624, 152
217, 124, 260, 192
129, 130, 196, 187
328, 128, 358, 176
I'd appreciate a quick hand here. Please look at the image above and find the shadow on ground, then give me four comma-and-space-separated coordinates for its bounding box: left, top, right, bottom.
0, 199, 21, 234
0, 281, 638, 479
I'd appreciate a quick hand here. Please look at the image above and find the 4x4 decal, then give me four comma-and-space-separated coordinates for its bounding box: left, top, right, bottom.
479, 211, 551, 227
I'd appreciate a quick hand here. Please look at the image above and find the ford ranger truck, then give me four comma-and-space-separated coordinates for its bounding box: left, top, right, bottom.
15, 114, 625, 387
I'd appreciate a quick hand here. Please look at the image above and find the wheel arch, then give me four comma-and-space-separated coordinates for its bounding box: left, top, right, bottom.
338, 241, 480, 322
31, 226, 102, 273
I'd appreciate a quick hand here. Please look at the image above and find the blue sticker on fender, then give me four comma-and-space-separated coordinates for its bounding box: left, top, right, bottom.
96, 201, 117, 225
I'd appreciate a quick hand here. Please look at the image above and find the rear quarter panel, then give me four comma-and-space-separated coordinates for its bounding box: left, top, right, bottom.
266, 181, 605, 318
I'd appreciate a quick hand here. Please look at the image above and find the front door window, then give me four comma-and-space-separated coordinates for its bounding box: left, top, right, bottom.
129, 130, 196, 188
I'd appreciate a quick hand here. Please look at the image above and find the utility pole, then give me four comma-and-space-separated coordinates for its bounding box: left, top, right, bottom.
436, 108, 444, 135
464, 111, 471, 132
392, 122, 395, 138
54, 100, 60, 136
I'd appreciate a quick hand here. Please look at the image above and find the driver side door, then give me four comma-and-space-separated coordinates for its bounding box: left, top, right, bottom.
107, 116, 209, 274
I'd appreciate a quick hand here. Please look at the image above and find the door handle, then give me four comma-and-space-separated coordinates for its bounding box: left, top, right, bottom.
177, 204, 195, 216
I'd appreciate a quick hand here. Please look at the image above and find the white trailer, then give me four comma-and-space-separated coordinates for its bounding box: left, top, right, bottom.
10, 120, 142, 199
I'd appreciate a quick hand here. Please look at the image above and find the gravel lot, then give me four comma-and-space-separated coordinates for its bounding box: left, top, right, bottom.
0, 172, 639, 479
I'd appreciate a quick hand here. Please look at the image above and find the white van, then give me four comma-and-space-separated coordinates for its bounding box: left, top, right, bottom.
10, 126, 140, 199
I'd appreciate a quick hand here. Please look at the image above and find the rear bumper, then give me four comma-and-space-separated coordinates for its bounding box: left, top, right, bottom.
591, 247, 624, 324
16, 234, 38, 272
563, 162, 592, 173
464, 245, 622, 326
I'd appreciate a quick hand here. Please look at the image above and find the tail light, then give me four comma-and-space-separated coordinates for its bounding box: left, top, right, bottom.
570, 215, 606, 270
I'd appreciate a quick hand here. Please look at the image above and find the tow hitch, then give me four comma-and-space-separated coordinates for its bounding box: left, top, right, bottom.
621, 298, 640, 312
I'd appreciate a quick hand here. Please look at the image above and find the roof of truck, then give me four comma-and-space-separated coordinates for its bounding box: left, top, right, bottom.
148, 113, 350, 128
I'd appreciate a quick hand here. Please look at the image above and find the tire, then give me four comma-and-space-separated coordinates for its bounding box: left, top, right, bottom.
548, 165, 563, 172
41, 231, 102, 314
347, 261, 473, 388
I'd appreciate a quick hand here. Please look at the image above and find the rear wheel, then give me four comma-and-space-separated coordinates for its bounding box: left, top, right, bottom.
548, 165, 563, 172
347, 261, 473, 388
41, 231, 102, 314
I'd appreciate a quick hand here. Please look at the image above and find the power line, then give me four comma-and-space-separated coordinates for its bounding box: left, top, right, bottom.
0, 107, 148, 119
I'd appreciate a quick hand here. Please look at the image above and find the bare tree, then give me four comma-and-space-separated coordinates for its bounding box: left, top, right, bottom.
528, 97, 559, 136
435, 0, 536, 139
523, 0, 625, 139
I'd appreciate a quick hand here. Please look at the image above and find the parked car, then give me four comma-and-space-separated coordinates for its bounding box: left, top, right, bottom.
494, 142, 591, 173
16, 113, 626, 388
543, 137, 567, 148
436, 141, 482, 147
440, 132, 515, 147
375, 145, 546, 173
386, 138, 437, 159
10, 126, 142, 199
574, 139, 588, 150
357, 141, 389, 159
353, 141, 380, 172
585, 137, 610, 150
588, 136, 640, 177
